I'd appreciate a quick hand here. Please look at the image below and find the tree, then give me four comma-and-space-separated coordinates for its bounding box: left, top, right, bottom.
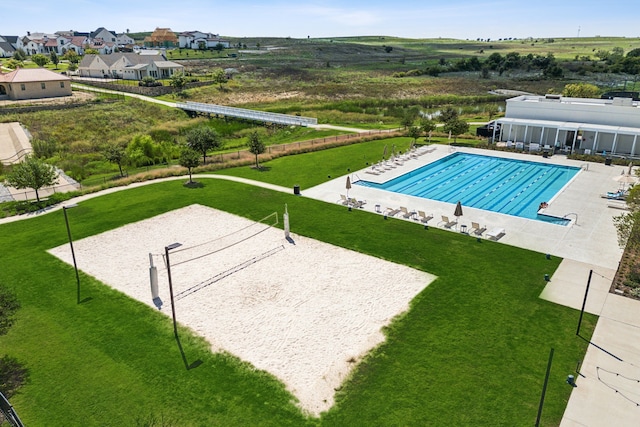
31, 53, 49, 67
126, 134, 160, 167
103, 144, 128, 177
63, 50, 80, 65
419, 118, 437, 142
614, 181, 640, 249
562, 83, 600, 98
185, 127, 221, 164
439, 106, 459, 123
211, 68, 227, 89
407, 126, 421, 143
4, 155, 58, 202
486, 103, 499, 121
169, 72, 188, 90
384, 46, 393, 53
13, 48, 26, 61
214, 43, 225, 53
400, 112, 415, 130
179, 147, 200, 184
198, 40, 206, 50
443, 118, 469, 143
84, 48, 99, 55
247, 131, 266, 169
49, 51, 59, 69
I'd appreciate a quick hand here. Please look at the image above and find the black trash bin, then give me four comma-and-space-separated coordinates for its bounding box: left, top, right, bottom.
293, 185, 300, 195
605, 157, 612, 166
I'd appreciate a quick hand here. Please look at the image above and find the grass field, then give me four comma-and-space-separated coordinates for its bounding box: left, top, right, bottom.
0, 139, 596, 426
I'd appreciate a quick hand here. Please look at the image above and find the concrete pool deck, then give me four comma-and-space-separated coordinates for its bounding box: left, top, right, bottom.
304, 144, 640, 426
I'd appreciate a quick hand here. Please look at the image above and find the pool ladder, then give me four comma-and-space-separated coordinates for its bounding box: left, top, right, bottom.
563, 212, 578, 225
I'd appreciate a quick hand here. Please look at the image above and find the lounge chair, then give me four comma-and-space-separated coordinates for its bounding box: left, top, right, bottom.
349, 198, 366, 208
338, 194, 349, 205
418, 211, 433, 224
601, 190, 627, 200
486, 227, 506, 241
385, 207, 402, 217
400, 206, 415, 219
469, 222, 487, 236
440, 215, 456, 229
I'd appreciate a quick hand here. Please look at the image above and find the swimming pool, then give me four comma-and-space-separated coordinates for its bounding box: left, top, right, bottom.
357, 152, 580, 223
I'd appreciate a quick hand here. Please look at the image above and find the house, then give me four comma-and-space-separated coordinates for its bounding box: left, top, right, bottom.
116, 33, 135, 47
0, 68, 72, 100
21, 32, 48, 55
90, 27, 117, 44
495, 94, 640, 157
0, 36, 16, 57
78, 53, 184, 80
87, 39, 115, 55
178, 31, 230, 49
62, 36, 89, 55
143, 28, 178, 48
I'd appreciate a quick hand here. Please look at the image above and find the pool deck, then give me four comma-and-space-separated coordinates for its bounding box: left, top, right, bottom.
304, 144, 640, 426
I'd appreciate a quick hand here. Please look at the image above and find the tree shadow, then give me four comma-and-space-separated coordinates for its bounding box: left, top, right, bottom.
252, 166, 271, 172
183, 181, 204, 188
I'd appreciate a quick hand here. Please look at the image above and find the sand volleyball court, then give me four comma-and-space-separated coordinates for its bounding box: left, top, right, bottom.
48, 204, 435, 415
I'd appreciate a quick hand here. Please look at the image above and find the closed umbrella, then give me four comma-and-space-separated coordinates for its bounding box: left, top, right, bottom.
454, 201, 463, 223
382, 145, 388, 160
346, 176, 352, 199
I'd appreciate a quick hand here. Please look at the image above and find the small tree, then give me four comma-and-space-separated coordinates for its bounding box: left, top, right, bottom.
49, 51, 59, 69
400, 113, 415, 130
63, 50, 80, 65
486, 104, 499, 121
4, 155, 58, 202
419, 118, 437, 142
13, 48, 26, 61
439, 106, 459, 123
407, 126, 421, 143
211, 68, 227, 89
169, 72, 187, 90
31, 53, 49, 67
214, 43, 225, 53
179, 147, 200, 184
247, 131, 266, 169
443, 118, 469, 143
103, 144, 128, 177
185, 127, 222, 164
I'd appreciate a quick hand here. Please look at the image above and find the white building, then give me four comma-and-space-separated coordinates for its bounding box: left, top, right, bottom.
496, 94, 640, 157
178, 31, 230, 49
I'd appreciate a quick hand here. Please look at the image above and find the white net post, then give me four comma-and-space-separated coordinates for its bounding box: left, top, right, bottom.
284, 204, 290, 239
149, 253, 159, 300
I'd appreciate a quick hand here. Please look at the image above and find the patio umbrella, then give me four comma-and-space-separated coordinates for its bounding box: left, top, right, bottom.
614, 172, 638, 189
629, 162, 634, 176
346, 175, 352, 199
382, 145, 388, 160
454, 201, 463, 223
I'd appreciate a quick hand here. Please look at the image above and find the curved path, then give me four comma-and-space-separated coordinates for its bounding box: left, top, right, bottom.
0, 173, 291, 225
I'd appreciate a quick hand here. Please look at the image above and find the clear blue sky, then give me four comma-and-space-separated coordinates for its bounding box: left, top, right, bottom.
5, 0, 640, 40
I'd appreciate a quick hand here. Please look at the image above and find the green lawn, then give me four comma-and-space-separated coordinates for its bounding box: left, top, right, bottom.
0, 142, 595, 426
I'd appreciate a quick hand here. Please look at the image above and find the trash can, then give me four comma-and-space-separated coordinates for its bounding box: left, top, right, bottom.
293, 185, 300, 195
605, 157, 612, 166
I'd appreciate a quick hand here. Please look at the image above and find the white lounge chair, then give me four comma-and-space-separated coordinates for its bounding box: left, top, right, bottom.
349, 198, 366, 208
385, 207, 402, 217
338, 194, 349, 205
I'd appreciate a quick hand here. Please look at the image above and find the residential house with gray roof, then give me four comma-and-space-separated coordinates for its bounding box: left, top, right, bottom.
78, 53, 184, 80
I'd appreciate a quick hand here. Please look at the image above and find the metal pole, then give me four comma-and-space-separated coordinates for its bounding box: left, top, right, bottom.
576, 269, 593, 336
165, 243, 181, 338
63, 205, 80, 304
535, 347, 555, 427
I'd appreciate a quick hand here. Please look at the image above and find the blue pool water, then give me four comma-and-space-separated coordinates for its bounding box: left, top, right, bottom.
357, 152, 580, 223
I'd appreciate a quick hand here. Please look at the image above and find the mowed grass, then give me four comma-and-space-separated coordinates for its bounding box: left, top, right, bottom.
0, 142, 595, 425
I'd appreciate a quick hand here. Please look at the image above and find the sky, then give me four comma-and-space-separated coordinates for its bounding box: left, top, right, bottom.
4, 0, 640, 40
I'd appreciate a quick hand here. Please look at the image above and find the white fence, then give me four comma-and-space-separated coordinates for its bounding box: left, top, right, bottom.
176, 101, 318, 127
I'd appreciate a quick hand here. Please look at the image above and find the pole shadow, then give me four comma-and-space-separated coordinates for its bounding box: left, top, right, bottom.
577, 334, 623, 362
175, 333, 203, 370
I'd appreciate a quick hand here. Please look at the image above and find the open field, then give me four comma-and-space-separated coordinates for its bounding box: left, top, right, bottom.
0, 141, 596, 425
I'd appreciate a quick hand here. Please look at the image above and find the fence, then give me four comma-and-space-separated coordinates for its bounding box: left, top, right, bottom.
4, 182, 81, 203
205, 129, 401, 164
176, 101, 318, 127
